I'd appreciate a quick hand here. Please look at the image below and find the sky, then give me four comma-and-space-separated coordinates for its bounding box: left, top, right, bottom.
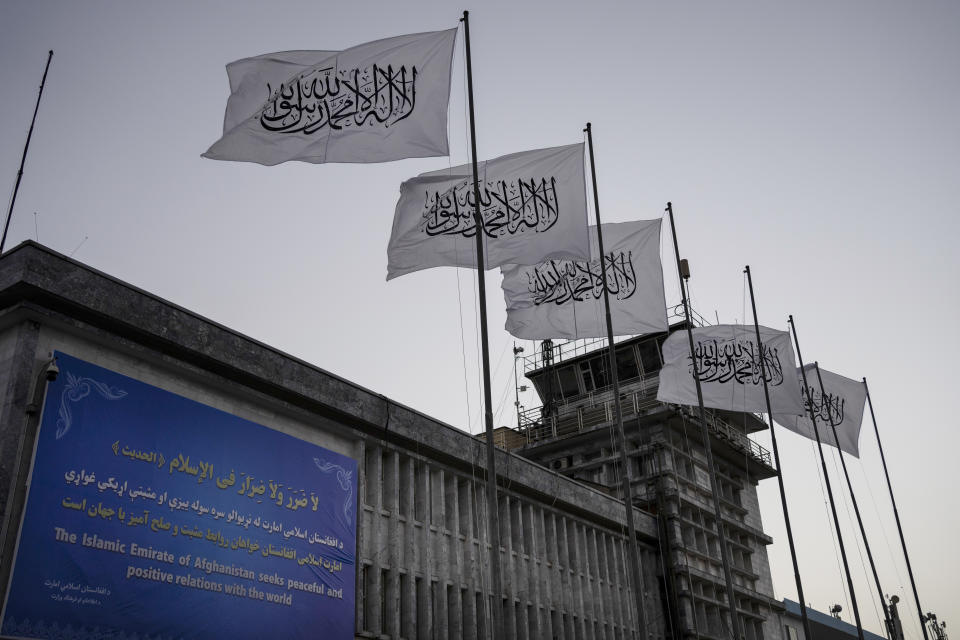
1, 0, 958, 636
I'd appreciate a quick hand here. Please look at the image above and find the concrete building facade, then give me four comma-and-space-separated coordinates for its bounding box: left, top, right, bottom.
499, 331, 785, 640
0, 242, 672, 640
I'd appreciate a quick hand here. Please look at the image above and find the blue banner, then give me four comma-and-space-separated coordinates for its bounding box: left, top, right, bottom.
1, 352, 357, 640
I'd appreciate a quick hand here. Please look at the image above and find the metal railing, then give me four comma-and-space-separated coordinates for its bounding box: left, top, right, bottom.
683, 406, 773, 467
511, 374, 773, 468
520, 334, 638, 375
518, 303, 710, 375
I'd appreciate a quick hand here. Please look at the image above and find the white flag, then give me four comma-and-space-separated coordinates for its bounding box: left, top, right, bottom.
386, 144, 590, 280
657, 324, 806, 415
500, 220, 667, 339
203, 29, 457, 165
774, 365, 866, 457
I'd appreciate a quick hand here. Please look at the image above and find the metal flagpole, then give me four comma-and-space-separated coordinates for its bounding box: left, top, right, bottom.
743, 266, 813, 640
812, 364, 893, 638
460, 11, 503, 639
787, 316, 866, 640
1, 50, 53, 254
584, 122, 648, 639
863, 377, 930, 640
666, 202, 743, 640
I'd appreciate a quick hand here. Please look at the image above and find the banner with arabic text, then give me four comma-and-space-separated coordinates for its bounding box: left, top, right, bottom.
774, 365, 866, 457
656, 324, 805, 415
1, 352, 357, 640
501, 219, 667, 339
387, 143, 590, 279
203, 29, 456, 165
219, 50, 338, 134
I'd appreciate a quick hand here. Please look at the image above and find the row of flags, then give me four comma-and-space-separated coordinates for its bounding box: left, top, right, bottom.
202, 25, 867, 476
199, 23, 922, 640
658, 327, 866, 456
202, 30, 672, 337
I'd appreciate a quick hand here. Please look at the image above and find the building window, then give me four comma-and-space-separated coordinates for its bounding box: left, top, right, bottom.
579, 361, 596, 392
380, 569, 389, 633
786, 625, 799, 640
381, 451, 394, 512
364, 447, 379, 506
638, 338, 662, 374
589, 358, 609, 389
616, 347, 640, 381
358, 565, 369, 632
399, 456, 411, 517
556, 366, 581, 398
400, 572, 409, 632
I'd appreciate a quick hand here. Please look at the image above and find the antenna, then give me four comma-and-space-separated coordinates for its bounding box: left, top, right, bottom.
1, 50, 54, 254
69, 235, 88, 258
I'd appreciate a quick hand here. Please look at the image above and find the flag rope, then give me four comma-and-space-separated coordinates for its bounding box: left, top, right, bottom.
678, 409, 709, 640
744, 265, 813, 640
858, 458, 914, 629
833, 450, 886, 636
813, 364, 893, 638
812, 438, 852, 612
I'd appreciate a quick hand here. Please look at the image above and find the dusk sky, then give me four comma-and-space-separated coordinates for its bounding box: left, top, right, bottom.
1, 1, 957, 635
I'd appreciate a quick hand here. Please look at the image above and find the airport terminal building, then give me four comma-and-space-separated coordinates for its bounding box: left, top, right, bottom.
0, 242, 784, 640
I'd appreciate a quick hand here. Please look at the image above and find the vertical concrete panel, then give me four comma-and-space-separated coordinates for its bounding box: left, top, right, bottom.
433, 469, 449, 638
463, 583, 478, 640
616, 540, 636, 639
447, 474, 461, 593
524, 504, 542, 639
419, 464, 435, 640
402, 456, 417, 639
0, 319, 40, 592
369, 445, 383, 635
502, 495, 518, 640
385, 450, 401, 638
516, 600, 528, 640
543, 509, 559, 640
355, 440, 367, 635
447, 584, 462, 638
582, 524, 597, 640
589, 529, 608, 640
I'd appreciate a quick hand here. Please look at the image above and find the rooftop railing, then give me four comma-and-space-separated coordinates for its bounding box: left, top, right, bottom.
519, 303, 709, 375
512, 373, 773, 468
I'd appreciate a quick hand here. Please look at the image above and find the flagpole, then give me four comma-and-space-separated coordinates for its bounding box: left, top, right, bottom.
585, 122, 648, 639
460, 11, 503, 639
863, 377, 929, 640
811, 364, 893, 637
787, 316, 866, 640
1, 50, 53, 254
743, 266, 812, 640
666, 202, 743, 640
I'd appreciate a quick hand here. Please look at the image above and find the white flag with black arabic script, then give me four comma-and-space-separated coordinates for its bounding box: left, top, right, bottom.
386, 144, 590, 279
219, 50, 339, 134
774, 365, 866, 457
657, 324, 806, 415
203, 29, 457, 165
500, 220, 668, 339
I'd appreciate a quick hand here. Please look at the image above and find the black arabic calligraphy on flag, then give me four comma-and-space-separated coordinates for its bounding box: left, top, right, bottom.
387, 144, 590, 279
773, 365, 866, 457
500, 220, 667, 339
657, 324, 805, 415
203, 29, 456, 165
